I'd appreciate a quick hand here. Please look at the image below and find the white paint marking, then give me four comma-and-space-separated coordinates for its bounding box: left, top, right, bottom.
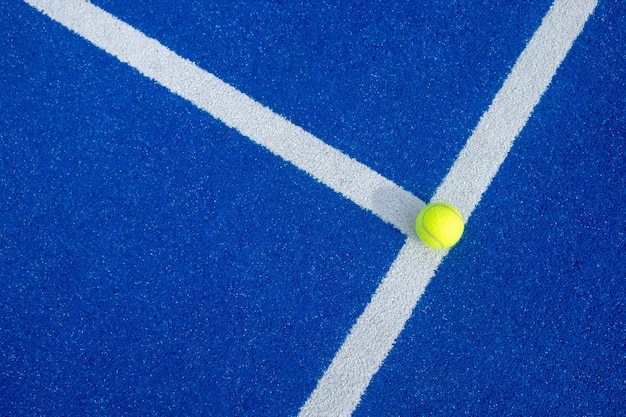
299, 238, 444, 416
433, 0, 599, 218
23, 0, 423, 236
298, 0, 597, 415
23, 0, 597, 414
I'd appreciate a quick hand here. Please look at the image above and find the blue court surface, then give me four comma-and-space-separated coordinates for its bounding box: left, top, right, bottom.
1, 0, 625, 415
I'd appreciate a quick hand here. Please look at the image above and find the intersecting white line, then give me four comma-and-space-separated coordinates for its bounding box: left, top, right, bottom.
23, 0, 422, 237
23, 0, 597, 416
299, 0, 597, 415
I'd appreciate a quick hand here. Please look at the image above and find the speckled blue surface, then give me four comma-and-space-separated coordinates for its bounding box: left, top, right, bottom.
1, 1, 625, 416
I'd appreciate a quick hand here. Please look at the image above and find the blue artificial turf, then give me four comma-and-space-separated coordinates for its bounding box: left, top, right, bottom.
1, 0, 625, 416
89, 0, 554, 201
0, 3, 404, 415
355, 1, 626, 415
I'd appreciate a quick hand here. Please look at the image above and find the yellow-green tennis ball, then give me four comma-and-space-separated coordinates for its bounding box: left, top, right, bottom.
415, 202, 465, 249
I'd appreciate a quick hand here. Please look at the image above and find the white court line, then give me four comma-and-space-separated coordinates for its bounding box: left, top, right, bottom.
23, 0, 597, 415
298, 0, 597, 415
23, 0, 423, 237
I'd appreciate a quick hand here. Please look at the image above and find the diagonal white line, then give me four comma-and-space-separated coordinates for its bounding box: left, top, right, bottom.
23, 0, 598, 415
432, 0, 599, 218
23, 0, 423, 237
298, 0, 597, 415
299, 238, 444, 416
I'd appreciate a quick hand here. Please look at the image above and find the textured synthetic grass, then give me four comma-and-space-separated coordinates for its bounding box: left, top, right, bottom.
1, 0, 624, 416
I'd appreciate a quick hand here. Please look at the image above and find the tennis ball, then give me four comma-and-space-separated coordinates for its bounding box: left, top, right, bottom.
415, 202, 465, 249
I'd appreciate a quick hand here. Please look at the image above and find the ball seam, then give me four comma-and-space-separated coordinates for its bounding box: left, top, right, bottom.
420, 207, 444, 249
